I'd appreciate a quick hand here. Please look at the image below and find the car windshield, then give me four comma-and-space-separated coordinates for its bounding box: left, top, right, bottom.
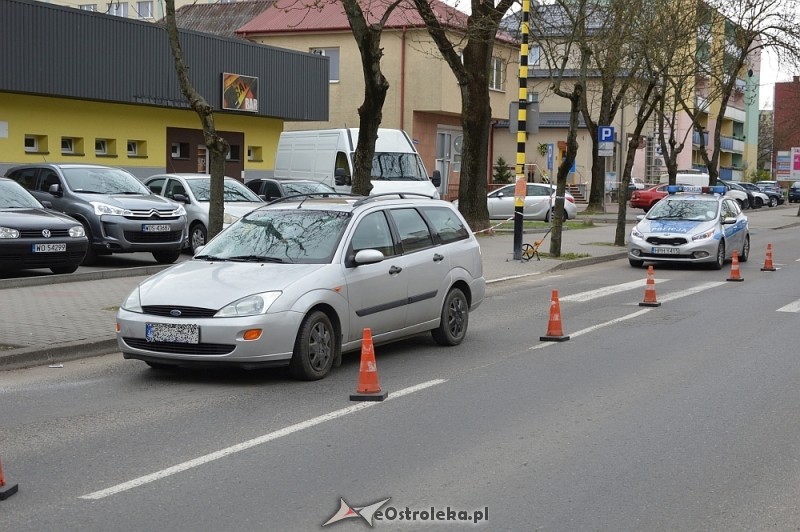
647, 199, 719, 221
282, 181, 335, 196
196, 209, 351, 264
187, 178, 263, 202
0, 181, 43, 208
62, 167, 150, 194
370, 152, 428, 181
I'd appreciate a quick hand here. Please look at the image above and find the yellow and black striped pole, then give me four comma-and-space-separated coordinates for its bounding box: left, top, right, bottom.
513, 0, 531, 260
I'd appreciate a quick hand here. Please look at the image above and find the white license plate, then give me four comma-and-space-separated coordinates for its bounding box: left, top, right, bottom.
145, 323, 199, 344
32, 243, 66, 253
651, 247, 680, 255
142, 224, 171, 232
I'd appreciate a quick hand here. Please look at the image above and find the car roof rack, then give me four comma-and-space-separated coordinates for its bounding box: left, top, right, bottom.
352, 192, 435, 207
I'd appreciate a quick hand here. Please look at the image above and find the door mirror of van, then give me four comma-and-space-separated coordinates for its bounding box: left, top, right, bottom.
335, 168, 350, 186
431, 170, 442, 187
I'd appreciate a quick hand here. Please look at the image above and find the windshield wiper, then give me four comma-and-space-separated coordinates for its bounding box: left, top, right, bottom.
72, 190, 104, 194
228, 255, 288, 263
194, 255, 229, 262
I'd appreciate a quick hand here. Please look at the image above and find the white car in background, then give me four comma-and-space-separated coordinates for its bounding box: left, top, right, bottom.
471, 183, 577, 222
145, 174, 265, 253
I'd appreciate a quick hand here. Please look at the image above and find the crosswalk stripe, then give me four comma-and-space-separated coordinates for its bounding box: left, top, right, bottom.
560, 279, 667, 302
777, 300, 800, 313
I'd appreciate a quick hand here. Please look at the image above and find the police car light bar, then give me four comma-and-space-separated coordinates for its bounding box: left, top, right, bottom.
666, 185, 726, 195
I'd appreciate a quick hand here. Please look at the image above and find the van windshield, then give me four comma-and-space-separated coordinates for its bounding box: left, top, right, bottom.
371, 152, 427, 181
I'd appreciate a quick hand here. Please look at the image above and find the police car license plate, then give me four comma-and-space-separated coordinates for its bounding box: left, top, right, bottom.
651, 247, 680, 255
146, 323, 199, 344
142, 224, 171, 232
33, 243, 66, 253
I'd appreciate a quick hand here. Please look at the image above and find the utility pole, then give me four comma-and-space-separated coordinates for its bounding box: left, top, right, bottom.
513, 0, 531, 261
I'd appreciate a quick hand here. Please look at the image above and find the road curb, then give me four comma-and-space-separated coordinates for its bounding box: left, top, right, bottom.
0, 264, 170, 291
0, 337, 118, 371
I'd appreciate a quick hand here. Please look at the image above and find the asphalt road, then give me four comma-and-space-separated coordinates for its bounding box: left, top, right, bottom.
1, 228, 799, 530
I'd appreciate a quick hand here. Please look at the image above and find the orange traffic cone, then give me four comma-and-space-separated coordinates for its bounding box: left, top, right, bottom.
639, 265, 661, 307
761, 243, 777, 272
0, 456, 19, 501
727, 249, 744, 282
540, 290, 570, 341
350, 328, 388, 401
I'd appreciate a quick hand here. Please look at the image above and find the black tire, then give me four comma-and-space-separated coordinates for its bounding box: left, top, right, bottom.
189, 223, 207, 254
739, 235, 750, 263
629, 258, 644, 268
431, 288, 469, 346
754, 197, 763, 209
711, 241, 725, 270
768, 196, 778, 208
152, 249, 181, 264
737, 199, 749, 210
50, 264, 79, 275
289, 310, 336, 380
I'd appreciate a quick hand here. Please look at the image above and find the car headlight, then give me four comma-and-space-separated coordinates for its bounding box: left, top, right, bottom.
631, 227, 644, 239
91, 201, 133, 217
223, 212, 240, 225
0, 227, 20, 239
692, 228, 716, 241
215, 291, 282, 317
175, 204, 187, 216
69, 225, 85, 238
121, 287, 143, 313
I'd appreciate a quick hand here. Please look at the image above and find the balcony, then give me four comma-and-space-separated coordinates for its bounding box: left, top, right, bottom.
723, 106, 746, 122
692, 131, 709, 146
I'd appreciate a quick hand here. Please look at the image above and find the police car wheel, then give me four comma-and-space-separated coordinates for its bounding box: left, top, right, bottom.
712, 242, 725, 270
629, 258, 644, 268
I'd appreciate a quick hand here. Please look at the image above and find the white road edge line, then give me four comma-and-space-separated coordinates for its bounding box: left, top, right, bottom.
79, 378, 446, 500
560, 279, 666, 302
530, 280, 727, 350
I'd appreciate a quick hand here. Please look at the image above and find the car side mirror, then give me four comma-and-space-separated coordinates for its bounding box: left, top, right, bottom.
335, 168, 350, 186
172, 193, 189, 203
721, 217, 737, 225
351, 249, 385, 266
48, 183, 63, 197
41, 200, 53, 209
431, 170, 442, 187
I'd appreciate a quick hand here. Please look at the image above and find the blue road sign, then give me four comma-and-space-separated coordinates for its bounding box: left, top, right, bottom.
598, 126, 615, 143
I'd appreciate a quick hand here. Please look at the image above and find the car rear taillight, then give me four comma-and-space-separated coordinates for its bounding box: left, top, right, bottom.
566, 196, 575, 203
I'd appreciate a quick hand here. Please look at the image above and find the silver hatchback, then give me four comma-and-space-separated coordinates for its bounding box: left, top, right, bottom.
116, 194, 486, 380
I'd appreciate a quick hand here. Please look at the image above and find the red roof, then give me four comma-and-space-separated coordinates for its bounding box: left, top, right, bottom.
236, 0, 469, 35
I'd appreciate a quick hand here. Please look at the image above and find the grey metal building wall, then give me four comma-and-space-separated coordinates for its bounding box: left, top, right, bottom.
0, 0, 328, 122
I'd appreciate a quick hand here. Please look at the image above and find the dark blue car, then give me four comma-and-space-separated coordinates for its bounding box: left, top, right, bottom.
789, 182, 800, 203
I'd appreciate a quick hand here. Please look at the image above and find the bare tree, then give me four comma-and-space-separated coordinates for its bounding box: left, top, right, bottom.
164, 0, 228, 241
411, 0, 516, 232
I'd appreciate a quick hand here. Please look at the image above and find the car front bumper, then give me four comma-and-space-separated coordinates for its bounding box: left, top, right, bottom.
628, 234, 721, 264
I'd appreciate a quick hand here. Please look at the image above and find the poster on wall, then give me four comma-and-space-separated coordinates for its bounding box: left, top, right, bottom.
222, 73, 259, 112
775, 150, 791, 179
793, 147, 800, 181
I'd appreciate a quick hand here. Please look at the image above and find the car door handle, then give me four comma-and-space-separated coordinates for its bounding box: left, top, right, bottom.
433, 253, 444, 262
389, 265, 402, 275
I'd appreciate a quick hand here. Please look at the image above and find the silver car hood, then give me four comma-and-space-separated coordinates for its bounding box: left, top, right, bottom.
138, 260, 327, 309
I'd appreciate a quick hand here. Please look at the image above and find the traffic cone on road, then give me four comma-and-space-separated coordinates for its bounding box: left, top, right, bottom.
350, 328, 388, 401
639, 265, 661, 307
0, 456, 19, 501
727, 250, 744, 282
540, 290, 570, 342
761, 243, 777, 272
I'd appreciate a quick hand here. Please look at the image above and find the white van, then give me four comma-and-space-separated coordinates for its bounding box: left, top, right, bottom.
274, 128, 441, 198
658, 171, 709, 187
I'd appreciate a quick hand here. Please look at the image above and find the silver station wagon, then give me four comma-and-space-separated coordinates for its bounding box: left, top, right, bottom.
116, 194, 486, 380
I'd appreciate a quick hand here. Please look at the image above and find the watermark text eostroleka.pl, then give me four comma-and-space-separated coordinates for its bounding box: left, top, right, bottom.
323, 497, 489, 527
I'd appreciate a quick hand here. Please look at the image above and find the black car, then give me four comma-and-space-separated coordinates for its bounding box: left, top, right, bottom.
245, 177, 336, 201
0, 177, 88, 275
6, 164, 188, 266
789, 182, 800, 203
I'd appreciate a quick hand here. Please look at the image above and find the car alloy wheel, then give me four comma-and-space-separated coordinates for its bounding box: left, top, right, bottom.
432, 288, 469, 346
290, 310, 336, 380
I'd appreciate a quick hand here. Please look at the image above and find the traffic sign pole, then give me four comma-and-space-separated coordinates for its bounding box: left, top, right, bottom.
513, 0, 531, 261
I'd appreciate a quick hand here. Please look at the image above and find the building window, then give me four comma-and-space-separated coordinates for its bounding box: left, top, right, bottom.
247, 146, 262, 162
80, 4, 98, 11
107, 2, 128, 17
171, 142, 189, 159
127, 140, 146, 157
226, 145, 241, 161
136, 1, 152, 18
489, 57, 505, 91
311, 48, 340, 82
61, 137, 83, 155
24, 136, 38, 153
95, 139, 107, 155
528, 45, 540, 67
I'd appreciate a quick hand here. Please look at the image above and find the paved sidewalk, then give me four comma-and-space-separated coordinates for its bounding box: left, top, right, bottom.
2, 203, 796, 370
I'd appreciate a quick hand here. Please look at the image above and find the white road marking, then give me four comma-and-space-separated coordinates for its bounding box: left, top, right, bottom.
79, 379, 446, 500
531, 280, 726, 349
559, 279, 664, 302
777, 299, 800, 313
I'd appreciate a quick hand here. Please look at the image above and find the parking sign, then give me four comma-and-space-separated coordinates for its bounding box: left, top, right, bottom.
598, 126, 614, 157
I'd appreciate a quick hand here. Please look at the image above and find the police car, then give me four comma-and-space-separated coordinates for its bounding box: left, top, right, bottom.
628, 185, 750, 269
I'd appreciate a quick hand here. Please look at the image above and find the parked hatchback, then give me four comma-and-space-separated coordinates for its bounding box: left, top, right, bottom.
116, 194, 486, 380
789, 182, 800, 203
144, 174, 264, 254
0, 177, 88, 275
6, 164, 187, 265
245, 177, 336, 202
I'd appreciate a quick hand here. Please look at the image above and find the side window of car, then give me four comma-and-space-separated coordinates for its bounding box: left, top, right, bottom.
263, 181, 282, 200
421, 206, 469, 244
389, 208, 434, 253
164, 179, 186, 199
38, 169, 61, 192
9, 168, 38, 190
528, 184, 550, 197
351, 211, 395, 257
147, 178, 166, 195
